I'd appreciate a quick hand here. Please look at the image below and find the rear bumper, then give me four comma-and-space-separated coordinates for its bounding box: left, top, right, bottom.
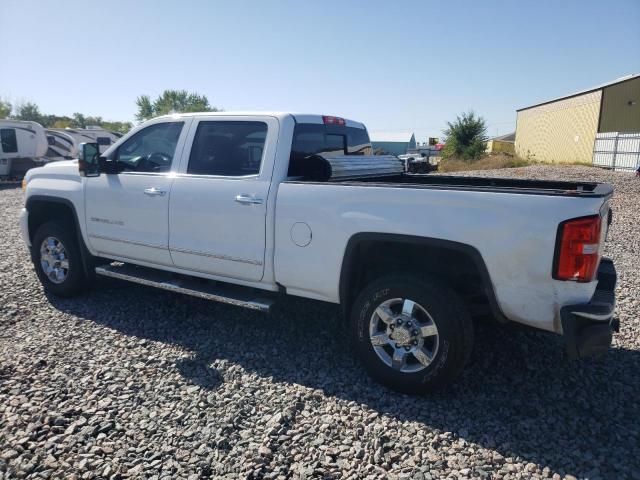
561, 258, 618, 359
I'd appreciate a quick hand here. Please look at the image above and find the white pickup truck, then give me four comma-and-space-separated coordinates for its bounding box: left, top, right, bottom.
20, 112, 618, 393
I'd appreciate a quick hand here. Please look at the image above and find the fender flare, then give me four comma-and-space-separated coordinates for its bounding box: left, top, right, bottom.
26, 195, 94, 278
338, 232, 508, 323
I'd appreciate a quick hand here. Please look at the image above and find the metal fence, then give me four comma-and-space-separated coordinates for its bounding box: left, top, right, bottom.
592, 132, 640, 171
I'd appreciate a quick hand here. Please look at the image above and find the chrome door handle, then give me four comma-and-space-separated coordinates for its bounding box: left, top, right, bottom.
235, 194, 263, 205
143, 187, 166, 196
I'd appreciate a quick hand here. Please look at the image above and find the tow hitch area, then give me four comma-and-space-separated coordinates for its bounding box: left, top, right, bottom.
561, 258, 618, 359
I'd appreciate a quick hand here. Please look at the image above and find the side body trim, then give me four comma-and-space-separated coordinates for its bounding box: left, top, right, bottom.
89, 236, 264, 266
89, 234, 166, 250
170, 246, 263, 266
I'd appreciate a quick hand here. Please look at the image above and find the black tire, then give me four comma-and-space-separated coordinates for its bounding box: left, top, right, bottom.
32, 220, 89, 297
351, 275, 473, 394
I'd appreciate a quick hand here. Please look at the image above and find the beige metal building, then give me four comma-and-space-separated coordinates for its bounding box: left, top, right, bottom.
515, 74, 640, 164
486, 132, 515, 154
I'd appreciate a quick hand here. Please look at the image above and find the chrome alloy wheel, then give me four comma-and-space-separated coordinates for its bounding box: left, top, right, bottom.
369, 297, 440, 373
40, 236, 69, 284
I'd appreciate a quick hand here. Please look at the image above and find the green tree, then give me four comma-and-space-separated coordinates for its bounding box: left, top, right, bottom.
0, 98, 11, 119
71, 112, 86, 128
442, 111, 488, 161
135, 89, 219, 122
6, 100, 132, 133
14, 102, 44, 124
101, 120, 133, 134
50, 117, 73, 129
85, 116, 104, 126
135, 95, 154, 122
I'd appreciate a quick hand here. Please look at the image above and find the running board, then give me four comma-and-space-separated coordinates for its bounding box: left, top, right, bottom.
95, 263, 275, 312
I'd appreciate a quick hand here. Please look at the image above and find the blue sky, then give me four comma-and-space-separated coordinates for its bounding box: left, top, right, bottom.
1, 0, 638, 140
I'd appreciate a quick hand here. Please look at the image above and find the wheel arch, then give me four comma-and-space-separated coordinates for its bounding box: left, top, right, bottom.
338, 232, 508, 323
26, 195, 93, 277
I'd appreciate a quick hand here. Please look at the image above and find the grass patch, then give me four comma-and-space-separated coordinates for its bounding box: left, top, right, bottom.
438, 154, 533, 173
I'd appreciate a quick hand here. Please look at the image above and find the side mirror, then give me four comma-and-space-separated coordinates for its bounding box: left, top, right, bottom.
78, 142, 100, 177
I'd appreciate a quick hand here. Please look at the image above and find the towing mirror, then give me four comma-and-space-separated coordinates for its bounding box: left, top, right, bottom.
78, 142, 100, 177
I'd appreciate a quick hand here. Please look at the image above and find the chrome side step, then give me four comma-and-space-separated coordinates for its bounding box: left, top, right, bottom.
95, 263, 275, 312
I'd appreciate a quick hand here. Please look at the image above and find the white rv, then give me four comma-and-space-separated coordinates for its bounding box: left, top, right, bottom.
45, 127, 122, 161
0, 120, 48, 177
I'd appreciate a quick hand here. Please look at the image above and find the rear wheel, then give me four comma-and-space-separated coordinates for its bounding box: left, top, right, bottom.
32, 221, 89, 297
351, 275, 473, 394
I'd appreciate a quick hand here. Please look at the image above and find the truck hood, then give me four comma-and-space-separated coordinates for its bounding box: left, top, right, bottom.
43, 159, 78, 170
26, 160, 80, 183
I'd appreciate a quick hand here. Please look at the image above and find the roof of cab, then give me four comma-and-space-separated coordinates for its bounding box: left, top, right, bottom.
156, 112, 366, 129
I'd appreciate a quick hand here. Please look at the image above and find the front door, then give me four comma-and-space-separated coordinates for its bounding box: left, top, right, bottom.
169, 116, 278, 281
85, 120, 190, 266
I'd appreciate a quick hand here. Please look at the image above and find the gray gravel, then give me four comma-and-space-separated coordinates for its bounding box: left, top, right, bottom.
1, 166, 639, 480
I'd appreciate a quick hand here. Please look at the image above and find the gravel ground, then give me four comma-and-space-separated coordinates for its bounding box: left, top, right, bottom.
1, 166, 638, 480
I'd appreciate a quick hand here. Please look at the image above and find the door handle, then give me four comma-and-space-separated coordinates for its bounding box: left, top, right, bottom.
235, 194, 263, 205
143, 187, 166, 197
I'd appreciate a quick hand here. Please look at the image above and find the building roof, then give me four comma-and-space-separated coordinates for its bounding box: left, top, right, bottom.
490, 132, 515, 142
369, 131, 415, 143
517, 73, 640, 112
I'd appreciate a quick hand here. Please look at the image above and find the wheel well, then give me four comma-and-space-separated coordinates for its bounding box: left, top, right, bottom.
340, 234, 506, 322
27, 199, 77, 243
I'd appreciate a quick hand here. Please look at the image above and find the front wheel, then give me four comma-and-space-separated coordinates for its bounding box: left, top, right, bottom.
351, 275, 473, 394
32, 221, 89, 297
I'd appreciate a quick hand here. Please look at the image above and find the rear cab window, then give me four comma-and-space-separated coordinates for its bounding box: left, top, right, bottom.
288, 122, 372, 177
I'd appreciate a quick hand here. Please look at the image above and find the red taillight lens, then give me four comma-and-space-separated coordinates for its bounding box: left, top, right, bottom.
323, 115, 345, 126
554, 215, 602, 282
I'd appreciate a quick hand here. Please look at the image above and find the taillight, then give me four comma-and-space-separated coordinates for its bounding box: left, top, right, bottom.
554, 215, 602, 282
323, 115, 345, 126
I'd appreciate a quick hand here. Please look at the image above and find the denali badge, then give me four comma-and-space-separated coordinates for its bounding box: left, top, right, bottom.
90, 217, 124, 226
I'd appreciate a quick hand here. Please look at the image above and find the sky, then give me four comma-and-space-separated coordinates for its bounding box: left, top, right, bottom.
1, 0, 639, 141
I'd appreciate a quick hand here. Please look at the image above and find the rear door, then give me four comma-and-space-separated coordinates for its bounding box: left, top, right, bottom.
168, 115, 278, 281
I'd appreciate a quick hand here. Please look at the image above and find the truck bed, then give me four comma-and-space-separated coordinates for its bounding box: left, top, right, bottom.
286, 173, 614, 198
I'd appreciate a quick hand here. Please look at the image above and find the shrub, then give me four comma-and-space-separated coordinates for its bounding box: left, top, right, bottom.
442, 111, 488, 161
438, 154, 532, 173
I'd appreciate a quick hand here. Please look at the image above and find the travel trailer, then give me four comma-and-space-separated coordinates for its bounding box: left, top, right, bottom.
0, 120, 48, 177
45, 127, 122, 161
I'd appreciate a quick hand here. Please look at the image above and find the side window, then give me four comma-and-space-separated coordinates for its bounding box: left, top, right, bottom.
1, 129, 18, 153
115, 122, 183, 173
187, 121, 267, 176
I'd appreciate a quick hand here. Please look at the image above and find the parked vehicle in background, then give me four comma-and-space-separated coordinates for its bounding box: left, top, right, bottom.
20, 112, 618, 393
398, 143, 444, 173
0, 120, 48, 178
398, 152, 439, 173
45, 127, 123, 162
